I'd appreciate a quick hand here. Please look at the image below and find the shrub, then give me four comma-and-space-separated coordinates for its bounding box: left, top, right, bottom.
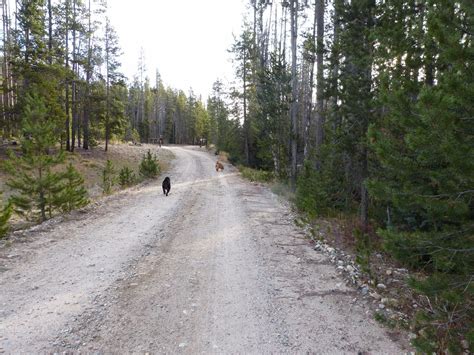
0, 193, 12, 239
102, 160, 116, 195
139, 150, 160, 179
238, 166, 274, 183
55, 164, 89, 212
118, 166, 136, 188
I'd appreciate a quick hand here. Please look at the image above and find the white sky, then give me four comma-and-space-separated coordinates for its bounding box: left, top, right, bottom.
108, 0, 247, 99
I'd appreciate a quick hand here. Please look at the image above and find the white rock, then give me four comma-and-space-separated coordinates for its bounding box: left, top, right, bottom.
376, 283, 387, 290
370, 292, 381, 300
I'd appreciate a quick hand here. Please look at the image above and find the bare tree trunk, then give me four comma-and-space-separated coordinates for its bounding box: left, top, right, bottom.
65, 0, 70, 152
360, 0, 376, 230
105, 19, 110, 152
1, 1, 11, 136
331, 0, 341, 132
83, 0, 91, 150
47, 0, 52, 64
314, 0, 325, 170
243, 45, 249, 165
289, 0, 298, 189
303, 2, 317, 160
71, 0, 77, 151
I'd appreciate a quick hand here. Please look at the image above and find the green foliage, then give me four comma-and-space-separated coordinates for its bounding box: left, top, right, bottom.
368, 1, 474, 351
4, 94, 65, 221
118, 166, 136, 188
0, 193, 12, 239
354, 229, 373, 278
296, 160, 350, 217
254, 52, 291, 176
238, 166, 274, 183
131, 128, 140, 144
296, 163, 329, 217
55, 164, 89, 213
139, 150, 160, 179
101, 160, 116, 195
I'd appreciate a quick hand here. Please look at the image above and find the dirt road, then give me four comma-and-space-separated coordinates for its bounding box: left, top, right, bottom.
0, 146, 405, 353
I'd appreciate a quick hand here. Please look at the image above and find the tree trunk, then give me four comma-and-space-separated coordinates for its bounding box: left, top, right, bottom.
314, 0, 325, 170
65, 0, 70, 152
48, 0, 52, 65
243, 45, 249, 165
303, 2, 317, 160
83, 0, 91, 150
105, 19, 110, 152
71, 0, 77, 151
2, 1, 11, 136
289, 0, 298, 189
359, 0, 376, 230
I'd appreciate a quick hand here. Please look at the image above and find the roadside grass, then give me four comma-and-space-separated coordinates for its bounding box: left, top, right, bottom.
238, 165, 274, 183
0, 142, 174, 229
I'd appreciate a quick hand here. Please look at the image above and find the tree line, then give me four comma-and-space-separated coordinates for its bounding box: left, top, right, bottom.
218, 0, 472, 352
0, 0, 472, 352
0, 0, 214, 150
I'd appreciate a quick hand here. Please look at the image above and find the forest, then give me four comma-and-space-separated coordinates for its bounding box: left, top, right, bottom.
0, 0, 472, 353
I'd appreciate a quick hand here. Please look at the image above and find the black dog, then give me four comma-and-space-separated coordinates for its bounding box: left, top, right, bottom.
162, 177, 171, 196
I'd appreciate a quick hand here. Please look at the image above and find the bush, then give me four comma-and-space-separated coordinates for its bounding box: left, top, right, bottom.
118, 166, 136, 188
238, 166, 274, 183
102, 160, 116, 195
56, 164, 89, 212
131, 128, 140, 144
0, 193, 12, 239
139, 150, 160, 179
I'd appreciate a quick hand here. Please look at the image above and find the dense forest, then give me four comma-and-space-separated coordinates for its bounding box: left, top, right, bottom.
0, 0, 472, 352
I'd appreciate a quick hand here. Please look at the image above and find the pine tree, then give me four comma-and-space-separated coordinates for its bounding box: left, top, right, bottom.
104, 18, 124, 151
139, 150, 160, 179
101, 159, 115, 195
118, 166, 136, 188
369, 0, 474, 351
4, 93, 65, 221
0, 193, 12, 239
56, 163, 89, 212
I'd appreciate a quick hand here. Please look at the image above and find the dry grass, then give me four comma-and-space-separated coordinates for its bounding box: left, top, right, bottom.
0, 142, 174, 226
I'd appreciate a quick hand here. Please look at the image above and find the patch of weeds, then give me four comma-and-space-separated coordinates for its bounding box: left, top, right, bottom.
375, 311, 410, 331
238, 166, 274, 183
294, 218, 305, 228
374, 312, 396, 329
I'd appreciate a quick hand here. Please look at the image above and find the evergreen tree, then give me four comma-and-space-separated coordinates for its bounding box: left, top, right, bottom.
0, 193, 12, 239
56, 163, 89, 212
104, 18, 124, 151
4, 93, 65, 221
118, 166, 136, 188
101, 159, 115, 195
139, 150, 160, 179
369, 1, 474, 352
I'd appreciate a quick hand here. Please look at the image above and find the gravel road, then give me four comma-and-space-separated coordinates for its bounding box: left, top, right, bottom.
0, 146, 406, 353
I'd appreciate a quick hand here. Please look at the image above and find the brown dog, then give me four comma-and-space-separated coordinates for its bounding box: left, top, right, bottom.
215, 161, 224, 172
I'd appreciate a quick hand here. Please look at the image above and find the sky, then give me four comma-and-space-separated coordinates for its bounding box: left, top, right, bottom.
108, 0, 248, 99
